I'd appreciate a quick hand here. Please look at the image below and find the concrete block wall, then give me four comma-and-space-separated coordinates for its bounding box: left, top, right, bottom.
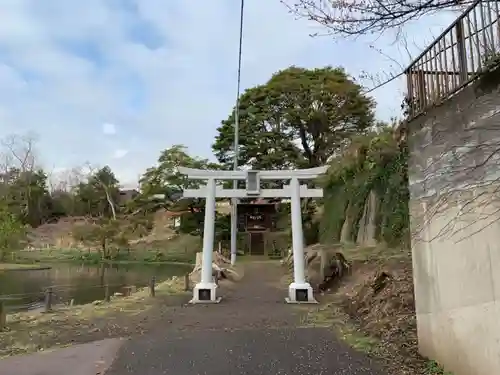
408, 69, 500, 375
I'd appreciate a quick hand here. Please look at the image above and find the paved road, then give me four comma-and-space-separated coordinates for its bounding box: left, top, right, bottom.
107, 327, 381, 375
0, 338, 123, 375
106, 262, 385, 375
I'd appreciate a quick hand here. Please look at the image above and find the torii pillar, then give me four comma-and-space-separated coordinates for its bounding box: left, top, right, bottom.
178, 166, 328, 304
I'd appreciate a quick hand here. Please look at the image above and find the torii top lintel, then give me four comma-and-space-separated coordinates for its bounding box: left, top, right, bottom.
177, 166, 328, 180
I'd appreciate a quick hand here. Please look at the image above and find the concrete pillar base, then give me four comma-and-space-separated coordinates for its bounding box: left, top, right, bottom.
285, 282, 318, 304
189, 282, 221, 304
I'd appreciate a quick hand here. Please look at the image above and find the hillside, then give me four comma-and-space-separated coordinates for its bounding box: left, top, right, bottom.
319, 126, 409, 248
295, 126, 441, 374
25, 210, 177, 249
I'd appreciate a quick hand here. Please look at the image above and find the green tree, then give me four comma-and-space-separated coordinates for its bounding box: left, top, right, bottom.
0, 201, 26, 261
74, 166, 120, 218
49, 189, 77, 218
213, 66, 375, 170
72, 217, 130, 260
139, 145, 224, 237
139, 144, 218, 211
140, 144, 219, 198
4, 168, 51, 227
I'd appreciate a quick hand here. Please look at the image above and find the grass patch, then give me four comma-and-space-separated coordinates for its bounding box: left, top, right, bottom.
14, 234, 201, 265
425, 360, 453, 375
4, 276, 187, 326
299, 298, 379, 355
337, 243, 410, 263
0, 263, 48, 271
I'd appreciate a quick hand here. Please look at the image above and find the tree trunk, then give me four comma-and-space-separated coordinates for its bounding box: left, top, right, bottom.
99, 263, 106, 286
101, 238, 107, 259
356, 190, 378, 246
103, 189, 116, 220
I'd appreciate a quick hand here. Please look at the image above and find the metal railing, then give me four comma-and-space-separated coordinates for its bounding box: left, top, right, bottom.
405, 0, 500, 118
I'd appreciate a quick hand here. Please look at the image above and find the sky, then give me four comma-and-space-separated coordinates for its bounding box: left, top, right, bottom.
0, 0, 458, 188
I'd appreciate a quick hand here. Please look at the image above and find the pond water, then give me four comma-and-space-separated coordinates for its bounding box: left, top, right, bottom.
0, 262, 192, 312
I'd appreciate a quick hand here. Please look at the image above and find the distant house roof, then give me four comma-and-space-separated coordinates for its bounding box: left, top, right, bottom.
118, 189, 139, 204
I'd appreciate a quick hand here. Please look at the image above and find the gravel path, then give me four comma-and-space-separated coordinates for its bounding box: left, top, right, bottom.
106, 261, 385, 375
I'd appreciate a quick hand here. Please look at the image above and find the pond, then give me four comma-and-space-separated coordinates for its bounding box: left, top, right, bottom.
0, 262, 192, 312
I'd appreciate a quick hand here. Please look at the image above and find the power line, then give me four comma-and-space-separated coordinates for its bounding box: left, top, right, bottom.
230, 0, 245, 265
363, 70, 406, 94
233, 0, 245, 172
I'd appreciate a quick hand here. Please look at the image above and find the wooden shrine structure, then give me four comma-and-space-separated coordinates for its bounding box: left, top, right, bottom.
237, 199, 278, 256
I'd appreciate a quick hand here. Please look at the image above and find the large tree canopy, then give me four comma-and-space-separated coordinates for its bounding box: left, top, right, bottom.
213, 66, 375, 170
74, 166, 120, 219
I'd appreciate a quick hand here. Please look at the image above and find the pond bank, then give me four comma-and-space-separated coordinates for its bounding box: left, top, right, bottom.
0, 255, 244, 359
0, 264, 50, 272
0, 261, 192, 313
13, 248, 197, 266
0, 275, 190, 358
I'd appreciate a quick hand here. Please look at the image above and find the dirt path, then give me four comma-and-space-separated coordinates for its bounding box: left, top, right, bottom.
105, 261, 386, 375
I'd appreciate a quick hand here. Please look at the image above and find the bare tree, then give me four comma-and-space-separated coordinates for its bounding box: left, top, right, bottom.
0, 133, 37, 173
282, 0, 471, 38
409, 108, 500, 246
48, 166, 86, 193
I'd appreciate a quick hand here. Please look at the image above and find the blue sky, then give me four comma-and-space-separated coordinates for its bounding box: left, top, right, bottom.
0, 0, 457, 187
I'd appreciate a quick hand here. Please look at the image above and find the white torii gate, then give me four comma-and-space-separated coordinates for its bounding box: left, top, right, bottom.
178, 166, 328, 304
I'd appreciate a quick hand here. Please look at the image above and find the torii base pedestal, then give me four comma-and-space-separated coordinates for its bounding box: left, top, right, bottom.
189, 282, 222, 304
285, 282, 318, 304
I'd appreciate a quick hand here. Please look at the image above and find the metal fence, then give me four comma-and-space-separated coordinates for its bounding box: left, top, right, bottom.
405, 0, 500, 118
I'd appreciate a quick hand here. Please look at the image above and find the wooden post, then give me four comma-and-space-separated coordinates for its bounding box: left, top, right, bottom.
319, 248, 326, 283
44, 287, 53, 312
149, 276, 156, 297
184, 273, 190, 291
416, 70, 426, 110
455, 20, 468, 83
104, 283, 111, 302
0, 300, 6, 330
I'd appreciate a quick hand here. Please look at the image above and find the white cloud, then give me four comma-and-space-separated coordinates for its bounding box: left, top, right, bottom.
102, 122, 117, 135
0, 0, 456, 186
113, 148, 128, 159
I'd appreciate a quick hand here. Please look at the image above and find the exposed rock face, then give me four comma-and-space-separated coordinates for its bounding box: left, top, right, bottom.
356, 189, 378, 247
189, 251, 240, 284
340, 202, 355, 243
304, 245, 350, 291
281, 244, 350, 291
